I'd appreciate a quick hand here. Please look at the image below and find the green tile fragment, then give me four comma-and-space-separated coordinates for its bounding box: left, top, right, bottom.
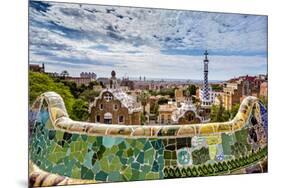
122, 166, 132, 180
81, 165, 94, 179
108, 171, 122, 182
95, 171, 108, 181
131, 162, 140, 170
136, 152, 144, 163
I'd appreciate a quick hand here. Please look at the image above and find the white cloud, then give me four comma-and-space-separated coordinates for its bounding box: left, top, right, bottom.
29, 1, 268, 80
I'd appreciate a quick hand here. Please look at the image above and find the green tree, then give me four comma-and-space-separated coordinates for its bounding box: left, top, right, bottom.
140, 113, 146, 125
210, 105, 220, 122
60, 70, 69, 78
157, 97, 169, 105
79, 89, 100, 103
88, 81, 99, 89
158, 88, 175, 98
61, 80, 79, 98
230, 103, 240, 119
210, 95, 224, 122
29, 72, 75, 115
137, 91, 150, 115
150, 103, 159, 116
222, 110, 231, 121
188, 84, 197, 96
72, 99, 89, 121
210, 104, 228, 122
148, 89, 157, 96
210, 95, 231, 122
211, 84, 223, 91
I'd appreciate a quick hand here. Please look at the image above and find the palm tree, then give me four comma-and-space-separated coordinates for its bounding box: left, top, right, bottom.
60, 70, 69, 78
137, 91, 150, 115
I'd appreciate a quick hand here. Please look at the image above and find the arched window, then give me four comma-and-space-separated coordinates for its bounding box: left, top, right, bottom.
118, 116, 124, 124
187, 113, 194, 121
96, 115, 100, 123
104, 112, 112, 124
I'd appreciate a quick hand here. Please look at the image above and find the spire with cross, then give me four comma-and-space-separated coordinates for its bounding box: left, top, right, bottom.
202, 50, 210, 103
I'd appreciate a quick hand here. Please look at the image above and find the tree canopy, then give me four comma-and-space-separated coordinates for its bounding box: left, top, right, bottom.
71, 99, 89, 121
188, 85, 197, 96
29, 72, 75, 115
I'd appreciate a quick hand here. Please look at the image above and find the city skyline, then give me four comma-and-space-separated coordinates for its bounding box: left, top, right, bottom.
29, 1, 268, 80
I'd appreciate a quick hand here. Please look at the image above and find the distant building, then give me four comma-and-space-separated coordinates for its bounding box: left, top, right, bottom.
29, 63, 45, 73
65, 77, 95, 86
149, 95, 163, 108
80, 72, 97, 79
260, 82, 268, 98
89, 71, 142, 125
65, 72, 97, 86
158, 98, 203, 125
134, 81, 151, 90
222, 75, 266, 110
62, 72, 97, 86
89, 89, 142, 125
157, 51, 213, 123
175, 88, 185, 103
120, 78, 134, 90
97, 77, 110, 87
158, 102, 177, 124
158, 87, 207, 125
172, 99, 202, 125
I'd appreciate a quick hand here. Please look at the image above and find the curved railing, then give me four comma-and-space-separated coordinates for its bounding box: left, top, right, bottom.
32, 92, 260, 137
29, 92, 268, 186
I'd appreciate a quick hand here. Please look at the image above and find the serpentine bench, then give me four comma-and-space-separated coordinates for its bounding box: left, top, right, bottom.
29, 92, 268, 187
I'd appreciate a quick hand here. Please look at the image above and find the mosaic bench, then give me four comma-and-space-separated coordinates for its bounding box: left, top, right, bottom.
29, 92, 268, 187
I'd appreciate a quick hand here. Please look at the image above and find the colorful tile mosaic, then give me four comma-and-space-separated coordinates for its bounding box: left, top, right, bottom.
29, 92, 268, 186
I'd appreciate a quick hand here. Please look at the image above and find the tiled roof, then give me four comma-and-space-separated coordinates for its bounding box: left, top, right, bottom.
90, 88, 142, 114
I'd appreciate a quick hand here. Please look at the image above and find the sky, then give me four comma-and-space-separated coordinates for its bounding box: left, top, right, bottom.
29, 1, 268, 81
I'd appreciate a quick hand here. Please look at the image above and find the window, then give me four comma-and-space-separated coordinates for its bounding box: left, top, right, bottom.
187, 113, 194, 121
161, 115, 164, 124
168, 115, 171, 124
118, 116, 124, 123
104, 112, 113, 124
100, 103, 103, 110
104, 93, 113, 102
96, 115, 100, 123
114, 104, 118, 110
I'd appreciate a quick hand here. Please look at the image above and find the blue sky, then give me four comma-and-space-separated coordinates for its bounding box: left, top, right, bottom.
29, 1, 268, 80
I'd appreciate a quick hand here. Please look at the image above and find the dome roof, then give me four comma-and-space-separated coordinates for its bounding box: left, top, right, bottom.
111, 70, 116, 77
